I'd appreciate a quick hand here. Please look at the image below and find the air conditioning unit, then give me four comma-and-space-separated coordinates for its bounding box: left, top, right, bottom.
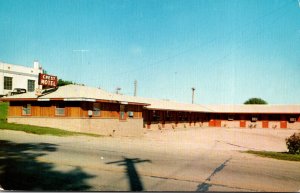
228, 117, 234, 121
128, 111, 134, 118
88, 110, 93, 117
290, 118, 296, 122
251, 117, 258, 122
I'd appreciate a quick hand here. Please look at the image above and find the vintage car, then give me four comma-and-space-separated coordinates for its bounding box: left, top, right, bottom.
9, 88, 27, 96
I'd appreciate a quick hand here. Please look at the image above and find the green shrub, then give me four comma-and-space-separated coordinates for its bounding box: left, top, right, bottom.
286, 133, 300, 154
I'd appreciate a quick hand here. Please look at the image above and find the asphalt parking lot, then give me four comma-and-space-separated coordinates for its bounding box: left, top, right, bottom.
0, 127, 299, 191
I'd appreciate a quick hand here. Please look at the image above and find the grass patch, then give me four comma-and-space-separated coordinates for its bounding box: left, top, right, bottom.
0, 121, 102, 137
0, 102, 101, 137
0, 102, 8, 121
246, 150, 300, 162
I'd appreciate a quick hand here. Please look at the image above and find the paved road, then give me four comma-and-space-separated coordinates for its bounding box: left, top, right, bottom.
0, 128, 300, 191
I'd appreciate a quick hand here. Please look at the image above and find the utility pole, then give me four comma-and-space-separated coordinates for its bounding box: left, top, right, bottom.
192, 87, 195, 104
134, 80, 137, 96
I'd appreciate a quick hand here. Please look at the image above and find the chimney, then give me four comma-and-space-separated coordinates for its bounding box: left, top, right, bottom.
192, 87, 195, 104
34, 60, 43, 73
33, 60, 39, 69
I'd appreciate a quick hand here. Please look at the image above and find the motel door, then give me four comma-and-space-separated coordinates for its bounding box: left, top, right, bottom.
216, 120, 221, 127
280, 121, 287, 129
119, 105, 127, 120
262, 121, 269, 128
240, 120, 246, 128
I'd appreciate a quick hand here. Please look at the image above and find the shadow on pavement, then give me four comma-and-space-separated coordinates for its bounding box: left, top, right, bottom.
0, 140, 94, 191
106, 157, 151, 191
196, 158, 232, 192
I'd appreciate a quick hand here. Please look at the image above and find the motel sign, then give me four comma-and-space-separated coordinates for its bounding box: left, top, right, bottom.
38, 73, 58, 87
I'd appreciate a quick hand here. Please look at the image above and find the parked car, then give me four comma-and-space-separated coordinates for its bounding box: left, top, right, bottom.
10, 88, 27, 96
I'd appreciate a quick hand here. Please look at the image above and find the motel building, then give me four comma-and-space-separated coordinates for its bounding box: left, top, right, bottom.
0, 60, 43, 97
1, 84, 300, 137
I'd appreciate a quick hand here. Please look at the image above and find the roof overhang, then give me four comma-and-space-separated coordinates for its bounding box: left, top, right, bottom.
206, 111, 300, 114
1, 97, 150, 106
145, 107, 209, 112
0, 98, 38, 102
63, 98, 96, 102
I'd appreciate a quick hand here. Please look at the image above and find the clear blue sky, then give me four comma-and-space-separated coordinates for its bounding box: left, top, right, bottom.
0, 0, 299, 104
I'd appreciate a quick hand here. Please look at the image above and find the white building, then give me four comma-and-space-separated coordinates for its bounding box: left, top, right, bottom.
0, 60, 43, 96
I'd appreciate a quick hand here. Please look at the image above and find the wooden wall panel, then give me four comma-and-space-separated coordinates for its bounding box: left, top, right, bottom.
40, 106, 54, 117
135, 111, 142, 118
31, 106, 40, 116
8, 106, 22, 116
113, 111, 120, 118
71, 107, 80, 117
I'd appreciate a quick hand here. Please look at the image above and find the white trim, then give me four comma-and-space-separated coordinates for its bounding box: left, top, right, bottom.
120, 101, 128, 105
37, 98, 50, 101
63, 98, 96, 102
0, 69, 38, 78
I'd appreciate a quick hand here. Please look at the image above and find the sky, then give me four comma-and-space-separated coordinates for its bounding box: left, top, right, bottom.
0, 0, 299, 104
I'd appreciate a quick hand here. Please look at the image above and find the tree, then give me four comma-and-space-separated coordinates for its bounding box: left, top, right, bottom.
286, 132, 300, 154
244, 98, 267, 104
57, 79, 73, 86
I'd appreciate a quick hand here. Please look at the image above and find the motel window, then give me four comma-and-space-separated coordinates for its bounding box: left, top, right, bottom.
55, 104, 65, 116
4, 76, 12, 90
93, 103, 101, 116
22, 104, 31, 115
27, 80, 35, 92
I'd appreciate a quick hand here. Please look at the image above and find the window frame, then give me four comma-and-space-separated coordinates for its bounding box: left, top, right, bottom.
55, 104, 65, 116
22, 104, 31, 116
93, 103, 101, 117
4, 76, 13, 90
27, 79, 35, 92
